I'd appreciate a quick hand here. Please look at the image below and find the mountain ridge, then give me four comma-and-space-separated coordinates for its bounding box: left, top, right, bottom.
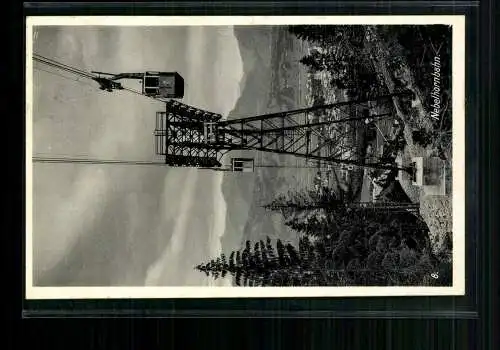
220, 26, 276, 253
220, 26, 310, 255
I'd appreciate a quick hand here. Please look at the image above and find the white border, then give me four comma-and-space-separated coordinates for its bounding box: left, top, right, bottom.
25, 15, 466, 299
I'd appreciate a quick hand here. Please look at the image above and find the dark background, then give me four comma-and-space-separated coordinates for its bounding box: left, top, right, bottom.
9, 1, 497, 350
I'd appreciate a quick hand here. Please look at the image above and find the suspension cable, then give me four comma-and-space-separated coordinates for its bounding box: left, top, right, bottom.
33, 53, 168, 103
34, 66, 99, 90
32, 156, 166, 167
32, 155, 332, 170
33, 53, 96, 80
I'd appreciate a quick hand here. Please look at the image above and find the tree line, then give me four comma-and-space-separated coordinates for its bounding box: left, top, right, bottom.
195, 185, 449, 287
289, 25, 388, 99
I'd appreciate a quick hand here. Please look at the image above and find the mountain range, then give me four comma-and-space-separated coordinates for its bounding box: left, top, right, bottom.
220, 25, 310, 255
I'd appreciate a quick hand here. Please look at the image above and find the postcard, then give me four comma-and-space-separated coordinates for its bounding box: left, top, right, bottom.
25, 15, 465, 299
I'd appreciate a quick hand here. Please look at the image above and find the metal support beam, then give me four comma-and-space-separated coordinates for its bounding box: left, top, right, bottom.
153, 91, 413, 172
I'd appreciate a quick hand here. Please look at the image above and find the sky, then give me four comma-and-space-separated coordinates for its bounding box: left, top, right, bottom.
31, 25, 243, 286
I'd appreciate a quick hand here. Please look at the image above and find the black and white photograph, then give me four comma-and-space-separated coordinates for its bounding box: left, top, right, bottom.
26, 16, 465, 298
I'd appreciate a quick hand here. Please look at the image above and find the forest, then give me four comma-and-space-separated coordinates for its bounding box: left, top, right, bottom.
196, 182, 450, 286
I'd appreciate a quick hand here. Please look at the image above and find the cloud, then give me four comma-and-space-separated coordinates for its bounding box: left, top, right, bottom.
210, 173, 226, 258
144, 169, 199, 285
33, 166, 109, 281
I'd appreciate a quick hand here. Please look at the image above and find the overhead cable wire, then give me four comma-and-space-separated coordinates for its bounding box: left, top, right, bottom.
33, 53, 95, 79
32, 156, 166, 167
34, 66, 99, 90
32, 155, 330, 169
33, 52, 170, 103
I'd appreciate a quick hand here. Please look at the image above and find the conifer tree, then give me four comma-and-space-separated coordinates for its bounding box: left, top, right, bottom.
299, 53, 325, 72
263, 188, 348, 238
195, 236, 336, 286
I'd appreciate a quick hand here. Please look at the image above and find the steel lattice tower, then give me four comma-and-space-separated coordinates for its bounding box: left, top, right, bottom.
153, 91, 414, 172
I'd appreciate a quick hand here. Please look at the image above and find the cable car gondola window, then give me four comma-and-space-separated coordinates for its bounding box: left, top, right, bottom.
144, 76, 160, 88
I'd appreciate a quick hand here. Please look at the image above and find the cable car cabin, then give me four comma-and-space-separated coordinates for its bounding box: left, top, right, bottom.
142, 72, 184, 98
231, 158, 254, 173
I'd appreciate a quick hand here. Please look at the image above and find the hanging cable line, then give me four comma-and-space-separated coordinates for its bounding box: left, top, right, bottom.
34, 66, 99, 90
254, 164, 323, 169
33, 52, 167, 103
33, 54, 95, 80
32, 156, 166, 167
32, 155, 331, 169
